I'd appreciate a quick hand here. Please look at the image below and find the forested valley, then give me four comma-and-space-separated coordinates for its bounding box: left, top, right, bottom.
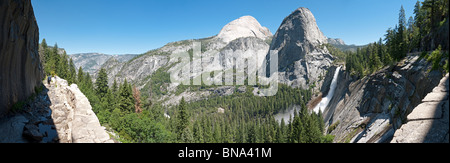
39, 0, 448, 143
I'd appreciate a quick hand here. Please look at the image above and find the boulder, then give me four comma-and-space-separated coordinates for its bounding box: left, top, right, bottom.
23, 123, 43, 142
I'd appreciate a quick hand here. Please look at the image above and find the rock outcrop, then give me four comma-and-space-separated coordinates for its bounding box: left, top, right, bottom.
0, 0, 42, 116
269, 7, 333, 89
0, 77, 114, 143
324, 55, 444, 143
391, 73, 449, 143
47, 77, 114, 143
217, 16, 272, 43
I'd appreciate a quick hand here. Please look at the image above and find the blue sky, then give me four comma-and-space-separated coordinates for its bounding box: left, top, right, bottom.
31, 0, 417, 55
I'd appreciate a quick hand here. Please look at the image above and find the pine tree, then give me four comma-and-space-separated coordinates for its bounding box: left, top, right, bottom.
95, 68, 109, 99
68, 58, 77, 84
398, 5, 407, 58
193, 121, 204, 143
369, 46, 381, 73
52, 43, 60, 74
291, 111, 303, 143
58, 52, 69, 79
41, 39, 51, 75
112, 78, 118, 93
176, 97, 189, 141
119, 79, 135, 113
84, 73, 94, 90
77, 67, 84, 85
181, 127, 194, 143
41, 38, 48, 50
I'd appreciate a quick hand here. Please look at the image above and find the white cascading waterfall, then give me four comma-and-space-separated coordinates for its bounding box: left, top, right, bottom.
313, 66, 341, 113
275, 66, 342, 124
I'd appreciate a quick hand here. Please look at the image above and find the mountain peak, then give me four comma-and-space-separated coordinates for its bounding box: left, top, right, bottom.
278, 7, 327, 45
217, 15, 272, 43
327, 38, 346, 46
269, 7, 332, 89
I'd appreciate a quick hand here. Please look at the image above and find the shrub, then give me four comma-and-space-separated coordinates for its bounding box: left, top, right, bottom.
427, 45, 443, 71
327, 121, 340, 134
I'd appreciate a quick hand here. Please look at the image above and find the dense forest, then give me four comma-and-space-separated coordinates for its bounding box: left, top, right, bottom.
337, 0, 449, 77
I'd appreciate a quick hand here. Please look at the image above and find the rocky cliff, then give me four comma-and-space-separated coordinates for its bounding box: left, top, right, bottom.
0, 0, 42, 116
324, 54, 445, 143
269, 7, 334, 89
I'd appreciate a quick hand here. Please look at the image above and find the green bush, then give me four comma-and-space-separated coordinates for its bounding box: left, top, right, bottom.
327, 121, 340, 134
427, 45, 443, 71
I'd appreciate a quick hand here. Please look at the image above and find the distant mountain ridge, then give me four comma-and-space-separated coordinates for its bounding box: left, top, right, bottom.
327, 38, 367, 52
71, 8, 339, 102
70, 53, 137, 75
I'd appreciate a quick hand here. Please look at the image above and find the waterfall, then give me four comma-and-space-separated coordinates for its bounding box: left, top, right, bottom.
313, 66, 341, 113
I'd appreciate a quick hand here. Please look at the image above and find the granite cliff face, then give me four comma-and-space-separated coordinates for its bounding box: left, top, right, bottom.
0, 0, 42, 115
269, 7, 334, 89
324, 55, 446, 143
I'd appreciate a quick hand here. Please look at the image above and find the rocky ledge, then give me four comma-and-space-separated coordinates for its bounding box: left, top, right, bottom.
391, 73, 449, 143
0, 77, 114, 143
48, 77, 114, 143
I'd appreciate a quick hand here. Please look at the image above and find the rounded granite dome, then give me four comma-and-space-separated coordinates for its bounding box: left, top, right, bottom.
217, 16, 272, 43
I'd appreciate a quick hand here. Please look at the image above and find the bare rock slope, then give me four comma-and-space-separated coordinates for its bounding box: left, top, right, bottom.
324, 55, 445, 143
269, 7, 333, 89
391, 73, 449, 143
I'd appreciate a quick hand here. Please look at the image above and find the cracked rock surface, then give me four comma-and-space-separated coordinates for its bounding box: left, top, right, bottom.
0, 77, 114, 143
391, 73, 449, 143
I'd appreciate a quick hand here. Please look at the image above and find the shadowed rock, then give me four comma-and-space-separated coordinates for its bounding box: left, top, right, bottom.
0, 0, 43, 116
391, 73, 449, 143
